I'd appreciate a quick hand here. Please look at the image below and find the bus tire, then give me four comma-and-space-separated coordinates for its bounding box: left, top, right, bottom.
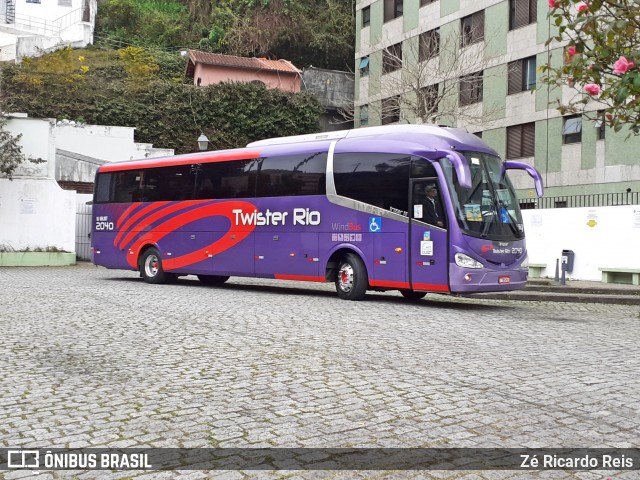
335, 252, 368, 301
140, 248, 175, 284
197, 275, 230, 285
400, 290, 427, 301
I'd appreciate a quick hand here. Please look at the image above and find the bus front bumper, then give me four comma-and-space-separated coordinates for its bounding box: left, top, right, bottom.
449, 265, 528, 293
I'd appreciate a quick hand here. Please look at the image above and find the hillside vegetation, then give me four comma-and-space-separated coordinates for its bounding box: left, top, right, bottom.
96, 0, 355, 71
1, 47, 323, 154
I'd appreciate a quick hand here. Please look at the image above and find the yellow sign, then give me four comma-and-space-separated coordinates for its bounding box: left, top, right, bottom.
587, 219, 597, 227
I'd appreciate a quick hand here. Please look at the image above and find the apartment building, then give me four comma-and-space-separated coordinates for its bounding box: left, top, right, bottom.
355, 0, 640, 199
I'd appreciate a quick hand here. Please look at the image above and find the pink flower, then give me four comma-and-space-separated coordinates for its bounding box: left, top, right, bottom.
548, 0, 561, 8
576, 2, 589, 13
565, 46, 577, 63
584, 83, 601, 96
613, 56, 635, 75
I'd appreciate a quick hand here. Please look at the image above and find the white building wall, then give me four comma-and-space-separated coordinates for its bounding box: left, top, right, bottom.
523, 206, 640, 281
55, 123, 174, 162
0, 178, 75, 252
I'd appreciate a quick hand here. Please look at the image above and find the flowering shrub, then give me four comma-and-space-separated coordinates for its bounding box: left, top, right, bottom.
542, 0, 640, 134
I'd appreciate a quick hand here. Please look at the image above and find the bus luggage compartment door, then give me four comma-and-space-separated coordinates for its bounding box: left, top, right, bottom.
254, 232, 320, 279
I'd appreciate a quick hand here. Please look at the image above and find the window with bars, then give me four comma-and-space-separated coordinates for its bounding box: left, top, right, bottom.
508, 56, 536, 94
419, 28, 440, 62
59, 0, 73, 6
384, 0, 403, 22
563, 116, 582, 144
461, 10, 484, 47
381, 96, 401, 124
509, 0, 537, 30
459, 72, 483, 106
506, 123, 535, 158
382, 43, 403, 74
362, 6, 370, 27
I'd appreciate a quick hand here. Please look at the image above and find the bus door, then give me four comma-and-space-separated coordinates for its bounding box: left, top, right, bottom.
409, 179, 449, 292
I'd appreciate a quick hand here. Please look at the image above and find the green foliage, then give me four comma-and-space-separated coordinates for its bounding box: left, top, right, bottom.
544, 0, 640, 134
0, 116, 45, 179
97, 0, 355, 70
1, 47, 323, 155
96, 0, 194, 48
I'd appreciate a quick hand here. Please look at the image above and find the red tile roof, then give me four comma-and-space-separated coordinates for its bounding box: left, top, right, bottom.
186, 50, 301, 75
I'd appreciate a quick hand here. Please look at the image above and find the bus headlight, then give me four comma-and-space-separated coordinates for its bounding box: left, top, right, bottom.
521, 254, 529, 268
455, 253, 483, 269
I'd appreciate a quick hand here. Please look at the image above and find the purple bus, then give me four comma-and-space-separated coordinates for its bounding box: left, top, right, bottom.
91, 125, 543, 300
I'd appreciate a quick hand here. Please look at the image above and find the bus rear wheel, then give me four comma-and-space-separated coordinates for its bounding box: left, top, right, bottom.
399, 290, 427, 301
335, 252, 368, 301
197, 275, 230, 285
140, 248, 176, 284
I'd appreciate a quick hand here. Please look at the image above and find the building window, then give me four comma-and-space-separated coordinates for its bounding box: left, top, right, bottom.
359, 57, 370, 77
461, 10, 484, 47
58, 0, 73, 6
26, 0, 41, 3
509, 0, 537, 30
508, 56, 536, 94
382, 43, 403, 74
459, 71, 483, 106
506, 123, 535, 158
418, 84, 439, 119
360, 105, 369, 126
362, 6, 370, 27
384, 0, 403, 22
421, 0, 438, 5
381, 96, 401, 124
419, 28, 440, 62
563, 115, 582, 144
596, 110, 606, 140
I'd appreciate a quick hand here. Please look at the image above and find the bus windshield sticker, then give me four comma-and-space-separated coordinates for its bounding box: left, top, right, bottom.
414, 204, 423, 218
423, 231, 430, 241
464, 204, 482, 222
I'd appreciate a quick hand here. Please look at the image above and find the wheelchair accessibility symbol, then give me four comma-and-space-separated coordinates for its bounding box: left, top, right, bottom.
369, 217, 382, 233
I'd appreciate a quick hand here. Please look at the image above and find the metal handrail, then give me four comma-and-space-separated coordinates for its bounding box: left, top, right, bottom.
10, 8, 84, 37
519, 192, 640, 209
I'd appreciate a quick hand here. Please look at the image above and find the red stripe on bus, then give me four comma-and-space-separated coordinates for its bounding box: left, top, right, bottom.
115, 202, 171, 244
99, 150, 262, 172
274, 274, 325, 282
411, 283, 450, 292
368, 280, 410, 289
116, 201, 202, 251
125, 201, 257, 270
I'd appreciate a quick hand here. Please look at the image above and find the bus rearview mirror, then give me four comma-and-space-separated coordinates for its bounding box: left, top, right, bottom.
502, 160, 544, 198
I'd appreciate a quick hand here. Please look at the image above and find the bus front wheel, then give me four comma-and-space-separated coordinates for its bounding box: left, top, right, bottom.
335, 253, 368, 301
198, 275, 230, 285
399, 290, 427, 301
140, 248, 176, 284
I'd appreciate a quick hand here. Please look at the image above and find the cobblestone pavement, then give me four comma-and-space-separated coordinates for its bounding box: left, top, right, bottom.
1, 263, 639, 480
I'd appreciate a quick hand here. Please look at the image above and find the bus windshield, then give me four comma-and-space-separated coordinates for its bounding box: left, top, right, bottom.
441, 151, 524, 241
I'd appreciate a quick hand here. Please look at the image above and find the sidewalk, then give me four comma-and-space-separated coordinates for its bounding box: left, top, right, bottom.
472, 278, 640, 305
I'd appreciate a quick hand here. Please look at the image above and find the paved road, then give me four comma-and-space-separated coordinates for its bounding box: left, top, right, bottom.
1, 264, 639, 479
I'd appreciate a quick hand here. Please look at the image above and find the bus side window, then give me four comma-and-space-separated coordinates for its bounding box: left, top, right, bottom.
334, 153, 409, 214
113, 171, 142, 203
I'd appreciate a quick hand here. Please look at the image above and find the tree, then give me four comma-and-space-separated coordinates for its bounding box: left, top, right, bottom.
0, 116, 44, 179
348, 25, 504, 129
542, 0, 640, 133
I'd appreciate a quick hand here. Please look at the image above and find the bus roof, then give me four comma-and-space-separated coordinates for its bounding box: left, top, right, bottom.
98, 125, 496, 173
